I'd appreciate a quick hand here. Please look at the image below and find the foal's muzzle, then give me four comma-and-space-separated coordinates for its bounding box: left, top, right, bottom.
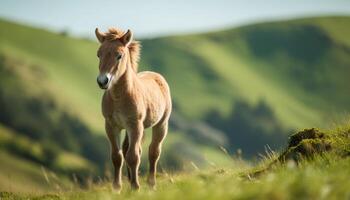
97, 74, 110, 89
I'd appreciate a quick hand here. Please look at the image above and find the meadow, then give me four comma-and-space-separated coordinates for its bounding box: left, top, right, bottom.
0, 15, 350, 199
1, 121, 350, 199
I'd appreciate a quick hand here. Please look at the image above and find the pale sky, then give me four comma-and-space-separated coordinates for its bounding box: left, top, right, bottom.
0, 0, 349, 38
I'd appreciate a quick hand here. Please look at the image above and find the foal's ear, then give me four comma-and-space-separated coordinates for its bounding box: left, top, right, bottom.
120, 29, 133, 46
95, 28, 105, 43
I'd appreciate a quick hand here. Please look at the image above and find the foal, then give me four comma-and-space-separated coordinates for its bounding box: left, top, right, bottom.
95, 28, 172, 191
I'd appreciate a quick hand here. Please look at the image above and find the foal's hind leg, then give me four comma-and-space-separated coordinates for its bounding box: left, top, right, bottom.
105, 121, 123, 192
148, 121, 168, 188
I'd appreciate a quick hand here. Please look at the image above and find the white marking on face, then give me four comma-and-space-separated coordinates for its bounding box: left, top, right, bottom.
106, 73, 112, 80
106, 73, 115, 90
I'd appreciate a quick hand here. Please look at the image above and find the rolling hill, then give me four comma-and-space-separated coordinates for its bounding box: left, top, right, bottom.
140, 16, 350, 154
141, 16, 350, 128
0, 15, 350, 192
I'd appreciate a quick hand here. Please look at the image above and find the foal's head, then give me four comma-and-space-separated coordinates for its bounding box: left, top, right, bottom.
95, 28, 140, 89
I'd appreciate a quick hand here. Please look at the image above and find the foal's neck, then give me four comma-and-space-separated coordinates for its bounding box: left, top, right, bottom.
110, 57, 138, 98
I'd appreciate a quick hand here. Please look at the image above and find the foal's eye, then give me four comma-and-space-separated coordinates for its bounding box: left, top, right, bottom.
116, 54, 122, 60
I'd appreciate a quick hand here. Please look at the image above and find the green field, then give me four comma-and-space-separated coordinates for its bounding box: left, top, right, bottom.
2, 120, 350, 199
0, 15, 350, 198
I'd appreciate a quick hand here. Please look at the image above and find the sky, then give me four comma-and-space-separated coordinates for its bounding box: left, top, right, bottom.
0, 0, 349, 38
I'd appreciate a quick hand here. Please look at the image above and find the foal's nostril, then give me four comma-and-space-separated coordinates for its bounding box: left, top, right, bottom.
97, 75, 109, 88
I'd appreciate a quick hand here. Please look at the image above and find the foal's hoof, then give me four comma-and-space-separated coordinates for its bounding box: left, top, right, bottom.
147, 177, 156, 188
112, 182, 122, 194
131, 183, 140, 191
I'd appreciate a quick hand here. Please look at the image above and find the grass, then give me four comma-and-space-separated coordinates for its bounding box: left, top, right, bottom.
0, 121, 233, 192
3, 162, 350, 200
1, 121, 350, 199
0, 151, 71, 194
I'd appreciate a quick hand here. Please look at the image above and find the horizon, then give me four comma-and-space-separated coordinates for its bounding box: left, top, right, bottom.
0, 14, 349, 40
0, 0, 349, 39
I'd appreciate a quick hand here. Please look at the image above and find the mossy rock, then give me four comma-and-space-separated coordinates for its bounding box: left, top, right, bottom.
287, 128, 326, 148
249, 127, 350, 178
279, 128, 332, 162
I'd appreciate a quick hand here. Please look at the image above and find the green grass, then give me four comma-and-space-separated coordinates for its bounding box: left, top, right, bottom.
2, 121, 349, 200
3, 160, 350, 199
0, 123, 98, 195
0, 151, 71, 194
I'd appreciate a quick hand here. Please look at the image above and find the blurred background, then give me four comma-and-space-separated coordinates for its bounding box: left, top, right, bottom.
0, 0, 349, 193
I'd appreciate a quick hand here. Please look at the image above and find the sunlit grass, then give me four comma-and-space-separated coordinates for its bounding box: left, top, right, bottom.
2, 157, 349, 200
1, 119, 350, 199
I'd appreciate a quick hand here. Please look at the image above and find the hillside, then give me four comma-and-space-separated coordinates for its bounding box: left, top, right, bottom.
140, 16, 350, 154
141, 16, 350, 128
0, 17, 231, 186
0, 15, 350, 192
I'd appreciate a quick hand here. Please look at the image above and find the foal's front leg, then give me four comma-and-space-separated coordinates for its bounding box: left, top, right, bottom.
125, 121, 144, 190
105, 121, 123, 192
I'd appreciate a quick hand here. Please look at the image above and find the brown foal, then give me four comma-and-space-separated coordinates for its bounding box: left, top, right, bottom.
95, 28, 171, 191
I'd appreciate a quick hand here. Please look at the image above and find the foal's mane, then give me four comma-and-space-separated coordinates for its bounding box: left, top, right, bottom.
105, 28, 141, 72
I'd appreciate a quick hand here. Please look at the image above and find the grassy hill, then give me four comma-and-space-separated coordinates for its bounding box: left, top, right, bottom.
0, 18, 232, 188
140, 16, 350, 154
141, 16, 350, 128
0, 15, 350, 193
